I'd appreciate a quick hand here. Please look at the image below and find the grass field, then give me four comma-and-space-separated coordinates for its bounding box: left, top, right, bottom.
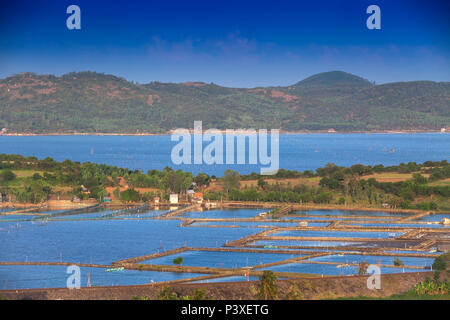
429, 178, 450, 186
360, 172, 429, 183
0, 169, 43, 178
239, 177, 321, 189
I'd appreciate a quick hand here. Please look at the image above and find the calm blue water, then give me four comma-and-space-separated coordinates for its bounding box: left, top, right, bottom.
0, 208, 169, 221
0, 215, 42, 221
179, 208, 267, 219
142, 250, 305, 268
273, 230, 402, 239
383, 250, 437, 255
260, 263, 423, 275
307, 254, 434, 267
0, 218, 260, 264
190, 275, 260, 283
281, 216, 394, 221
0, 133, 448, 175
191, 221, 330, 228
291, 210, 410, 217
347, 222, 449, 229
415, 214, 450, 222
251, 240, 361, 247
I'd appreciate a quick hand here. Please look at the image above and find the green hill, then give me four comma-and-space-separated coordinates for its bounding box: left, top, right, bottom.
0, 71, 448, 133
293, 70, 373, 87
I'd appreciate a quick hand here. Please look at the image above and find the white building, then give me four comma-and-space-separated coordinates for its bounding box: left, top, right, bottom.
169, 194, 179, 204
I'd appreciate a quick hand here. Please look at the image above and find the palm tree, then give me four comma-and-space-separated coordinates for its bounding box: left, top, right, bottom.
257, 271, 278, 300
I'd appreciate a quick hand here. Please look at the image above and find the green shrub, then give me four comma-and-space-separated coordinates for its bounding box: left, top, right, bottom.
0, 170, 16, 182
173, 257, 183, 266
432, 253, 449, 271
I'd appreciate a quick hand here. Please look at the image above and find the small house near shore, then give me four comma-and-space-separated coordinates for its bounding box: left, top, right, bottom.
170, 194, 179, 204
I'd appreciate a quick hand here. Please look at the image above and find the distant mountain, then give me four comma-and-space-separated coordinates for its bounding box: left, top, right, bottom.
293, 71, 372, 87
0, 71, 449, 133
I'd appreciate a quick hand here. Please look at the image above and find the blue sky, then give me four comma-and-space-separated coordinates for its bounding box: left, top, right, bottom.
0, 0, 449, 87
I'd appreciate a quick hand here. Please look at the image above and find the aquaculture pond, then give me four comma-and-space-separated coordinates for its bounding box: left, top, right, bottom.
112, 209, 169, 219
0, 215, 45, 222
246, 246, 357, 254
0, 208, 15, 213
190, 275, 260, 283
382, 250, 438, 255
272, 230, 403, 239
0, 265, 204, 290
46, 208, 118, 220
259, 263, 424, 276
414, 214, 450, 222
178, 208, 268, 219
142, 250, 306, 269
280, 216, 394, 222
345, 222, 448, 229
288, 209, 410, 217
190, 221, 330, 228
306, 254, 434, 267
0, 209, 114, 221
251, 239, 362, 247
0, 218, 261, 264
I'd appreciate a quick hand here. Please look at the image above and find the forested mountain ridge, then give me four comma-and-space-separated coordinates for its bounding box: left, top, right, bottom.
0, 70, 448, 133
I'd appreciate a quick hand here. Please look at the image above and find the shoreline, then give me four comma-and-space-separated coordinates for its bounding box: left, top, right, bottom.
0, 129, 447, 137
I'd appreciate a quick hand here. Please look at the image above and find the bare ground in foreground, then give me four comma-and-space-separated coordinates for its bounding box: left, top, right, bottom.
1, 271, 447, 300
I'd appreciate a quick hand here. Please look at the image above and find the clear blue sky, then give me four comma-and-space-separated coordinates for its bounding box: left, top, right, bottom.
0, 0, 448, 87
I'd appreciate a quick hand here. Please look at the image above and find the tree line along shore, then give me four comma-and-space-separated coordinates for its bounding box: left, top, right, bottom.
0, 154, 449, 212
0, 129, 447, 136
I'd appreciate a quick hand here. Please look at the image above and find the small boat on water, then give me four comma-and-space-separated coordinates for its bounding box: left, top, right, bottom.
105, 267, 124, 272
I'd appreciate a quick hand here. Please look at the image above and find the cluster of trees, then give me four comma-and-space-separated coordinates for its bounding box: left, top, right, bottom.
207, 170, 334, 204
317, 162, 450, 209
240, 161, 449, 181
206, 187, 334, 204
1, 153, 449, 209
206, 161, 450, 210
0, 154, 211, 204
